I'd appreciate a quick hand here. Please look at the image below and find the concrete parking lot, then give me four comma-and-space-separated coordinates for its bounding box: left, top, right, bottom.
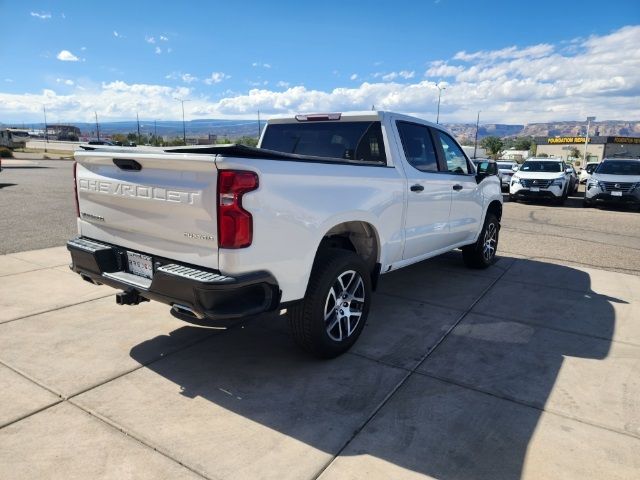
1, 158, 640, 479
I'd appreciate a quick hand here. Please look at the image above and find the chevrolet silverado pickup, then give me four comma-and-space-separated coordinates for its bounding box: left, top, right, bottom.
68, 111, 503, 357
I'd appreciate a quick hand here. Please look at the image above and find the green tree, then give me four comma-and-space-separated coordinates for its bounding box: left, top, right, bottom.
513, 138, 533, 151
235, 136, 259, 147
480, 136, 504, 159
569, 147, 582, 159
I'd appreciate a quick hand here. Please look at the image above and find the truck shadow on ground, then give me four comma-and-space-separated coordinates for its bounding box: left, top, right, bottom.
129, 256, 620, 479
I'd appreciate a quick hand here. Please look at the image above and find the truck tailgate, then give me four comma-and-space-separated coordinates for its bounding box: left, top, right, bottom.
74, 149, 219, 269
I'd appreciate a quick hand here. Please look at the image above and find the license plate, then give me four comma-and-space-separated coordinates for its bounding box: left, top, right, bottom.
530, 187, 540, 192
611, 191, 622, 197
127, 252, 153, 279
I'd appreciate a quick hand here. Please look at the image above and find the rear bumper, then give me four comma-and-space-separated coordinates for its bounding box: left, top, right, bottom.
67, 236, 281, 322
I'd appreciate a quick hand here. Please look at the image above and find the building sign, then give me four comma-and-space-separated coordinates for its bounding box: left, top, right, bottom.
611, 136, 640, 144
548, 137, 590, 144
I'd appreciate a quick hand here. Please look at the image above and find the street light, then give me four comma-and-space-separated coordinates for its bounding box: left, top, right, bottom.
174, 97, 190, 145
583, 116, 596, 165
436, 83, 446, 124
473, 111, 481, 159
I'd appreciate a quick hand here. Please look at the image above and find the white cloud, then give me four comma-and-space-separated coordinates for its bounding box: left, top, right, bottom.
425, 62, 464, 77
181, 73, 198, 84
56, 78, 75, 86
113, 31, 120, 38
252, 62, 271, 69
381, 70, 415, 81
30, 12, 51, 19
204, 72, 231, 85
155, 46, 162, 54
80, 46, 87, 51
350, 74, 358, 81
1, 26, 639, 124
146, 36, 156, 44
160, 35, 169, 41
56, 50, 79, 62
277, 81, 290, 88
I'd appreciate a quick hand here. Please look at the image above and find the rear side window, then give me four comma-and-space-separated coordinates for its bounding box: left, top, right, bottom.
434, 130, 469, 174
396, 121, 439, 172
261, 121, 387, 164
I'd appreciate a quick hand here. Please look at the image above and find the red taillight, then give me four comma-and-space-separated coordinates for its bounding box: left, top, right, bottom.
217, 170, 258, 249
73, 161, 80, 218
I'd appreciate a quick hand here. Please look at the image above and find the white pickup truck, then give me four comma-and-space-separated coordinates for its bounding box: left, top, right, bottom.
68, 111, 502, 357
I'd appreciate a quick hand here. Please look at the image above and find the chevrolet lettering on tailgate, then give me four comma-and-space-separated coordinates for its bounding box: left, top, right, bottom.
78, 179, 201, 205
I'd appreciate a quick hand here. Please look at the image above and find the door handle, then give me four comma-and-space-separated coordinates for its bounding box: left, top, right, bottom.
410, 184, 424, 192
453, 184, 463, 191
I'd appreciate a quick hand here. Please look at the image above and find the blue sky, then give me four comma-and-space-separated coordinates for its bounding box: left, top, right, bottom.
1, 0, 639, 124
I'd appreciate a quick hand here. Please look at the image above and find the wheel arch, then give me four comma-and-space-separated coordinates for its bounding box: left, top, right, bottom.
315, 220, 382, 289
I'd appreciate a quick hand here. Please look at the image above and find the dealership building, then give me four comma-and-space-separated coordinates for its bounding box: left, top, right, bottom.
534, 136, 640, 166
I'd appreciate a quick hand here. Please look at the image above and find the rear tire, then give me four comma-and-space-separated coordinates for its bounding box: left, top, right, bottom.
462, 213, 499, 269
288, 249, 371, 358
583, 200, 592, 208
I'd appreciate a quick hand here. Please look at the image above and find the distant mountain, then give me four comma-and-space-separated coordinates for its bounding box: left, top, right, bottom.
2, 119, 639, 141
446, 120, 640, 142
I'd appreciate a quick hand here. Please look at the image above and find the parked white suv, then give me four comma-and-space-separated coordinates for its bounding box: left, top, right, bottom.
67, 111, 503, 357
509, 158, 573, 204
584, 158, 640, 208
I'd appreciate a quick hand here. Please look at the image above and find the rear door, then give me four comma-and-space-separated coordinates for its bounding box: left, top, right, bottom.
75, 149, 219, 269
395, 121, 453, 259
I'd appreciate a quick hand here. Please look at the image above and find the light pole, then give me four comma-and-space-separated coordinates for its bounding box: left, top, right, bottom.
436, 84, 446, 124
473, 110, 481, 159
583, 116, 596, 165
42, 105, 48, 153
174, 97, 190, 145
94, 111, 100, 141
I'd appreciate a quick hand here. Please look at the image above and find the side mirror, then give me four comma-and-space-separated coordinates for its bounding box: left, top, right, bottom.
512, 165, 519, 172
565, 167, 573, 174
475, 161, 496, 183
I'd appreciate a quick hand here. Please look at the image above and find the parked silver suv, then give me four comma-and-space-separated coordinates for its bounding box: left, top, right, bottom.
584, 158, 640, 208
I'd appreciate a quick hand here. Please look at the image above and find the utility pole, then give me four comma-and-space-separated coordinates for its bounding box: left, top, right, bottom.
154, 120, 158, 146
257, 110, 261, 139
95, 111, 100, 141
436, 84, 446, 124
136, 112, 141, 145
473, 111, 481, 159
583, 116, 596, 165
174, 97, 190, 145
42, 105, 48, 153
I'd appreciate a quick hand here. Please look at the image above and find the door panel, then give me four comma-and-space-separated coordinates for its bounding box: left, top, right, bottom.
395, 121, 453, 259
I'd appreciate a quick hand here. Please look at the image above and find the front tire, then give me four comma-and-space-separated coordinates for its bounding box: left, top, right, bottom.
288, 249, 371, 358
462, 213, 500, 269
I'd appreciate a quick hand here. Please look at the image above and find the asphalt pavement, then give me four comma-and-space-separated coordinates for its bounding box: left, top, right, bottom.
2, 159, 639, 274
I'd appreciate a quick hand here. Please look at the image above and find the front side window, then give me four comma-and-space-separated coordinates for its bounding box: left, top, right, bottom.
396, 121, 439, 172
435, 131, 469, 174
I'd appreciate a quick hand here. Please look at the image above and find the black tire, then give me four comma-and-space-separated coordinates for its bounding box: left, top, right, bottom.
583, 200, 592, 208
509, 194, 517, 203
462, 213, 500, 269
288, 249, 371, 358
